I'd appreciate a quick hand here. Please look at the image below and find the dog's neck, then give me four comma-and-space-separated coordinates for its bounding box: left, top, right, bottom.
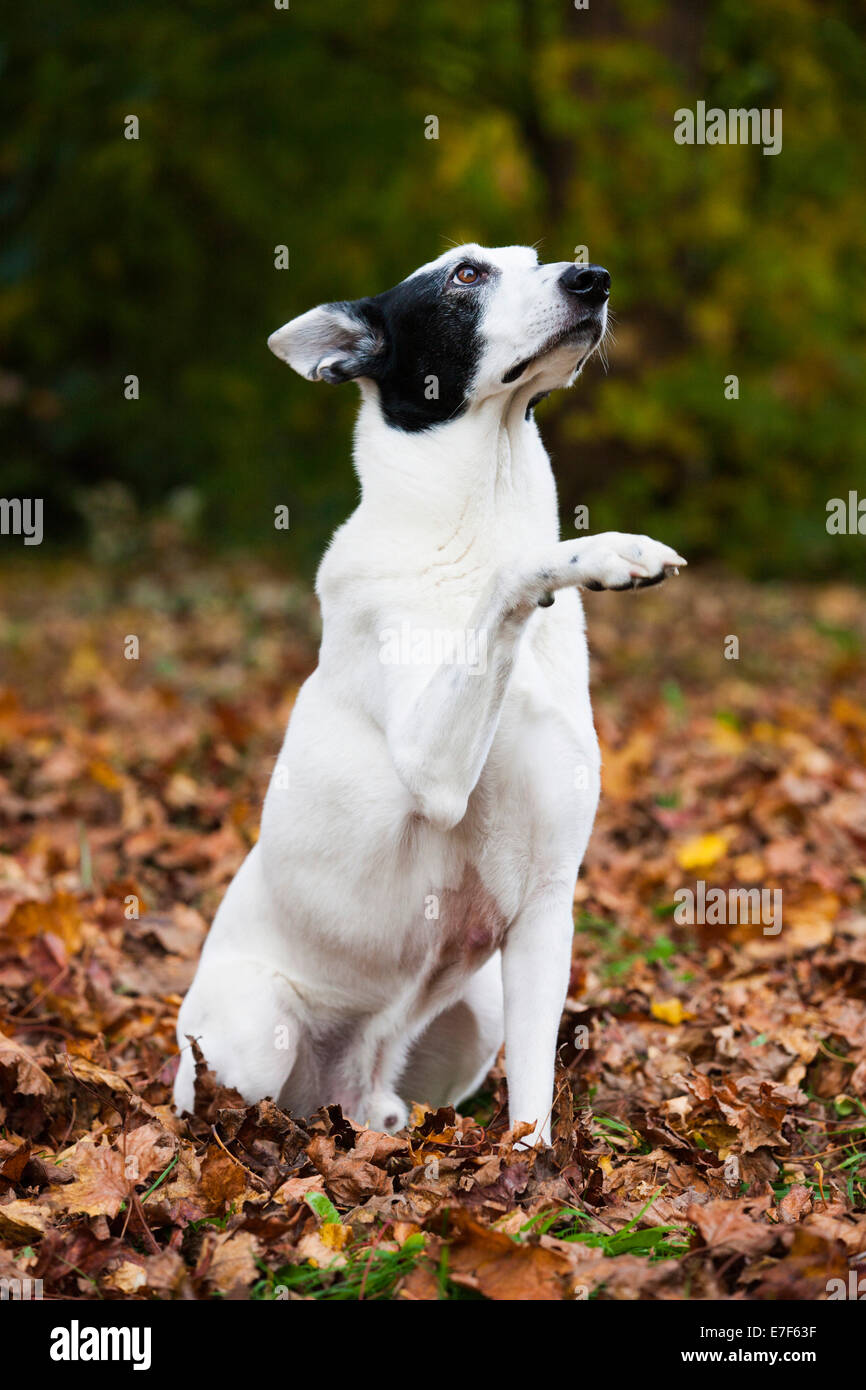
351, 382, 560, 559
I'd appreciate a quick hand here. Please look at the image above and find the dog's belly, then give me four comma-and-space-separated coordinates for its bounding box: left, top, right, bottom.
284, 860, 507, 1090
410, 859, 508, 1017
252, 804, 510, 1018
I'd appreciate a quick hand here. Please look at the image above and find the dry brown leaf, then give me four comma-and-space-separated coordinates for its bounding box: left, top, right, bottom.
688, 1198, 777, 1257
52, 1126, 176, 1218
0, 1198, 51, 1242
777, 1182, 813, 1224
204, 1229, 261, 1292
0, 1034, 54, 1096
445, 1210, 573, 1301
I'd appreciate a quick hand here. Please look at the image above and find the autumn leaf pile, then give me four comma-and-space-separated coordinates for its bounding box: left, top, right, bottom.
1, 555, 865, 1300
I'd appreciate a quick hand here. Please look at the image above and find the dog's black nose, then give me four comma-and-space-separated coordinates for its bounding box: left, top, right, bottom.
560, 264, 611, 307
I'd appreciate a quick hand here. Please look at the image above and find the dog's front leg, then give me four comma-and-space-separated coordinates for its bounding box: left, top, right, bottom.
501, 895, 574, 1147
386, 533, 683, 830
384, 575, 531, 830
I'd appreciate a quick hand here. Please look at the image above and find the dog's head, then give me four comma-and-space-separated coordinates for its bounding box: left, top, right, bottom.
268, 244, 609, 432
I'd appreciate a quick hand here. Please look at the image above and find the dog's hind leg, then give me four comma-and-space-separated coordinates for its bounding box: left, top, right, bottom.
173, 957, 312, 1116
397, 953, 504, 1112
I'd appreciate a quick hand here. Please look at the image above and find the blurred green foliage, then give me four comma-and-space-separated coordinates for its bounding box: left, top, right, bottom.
2, 0, 865, 577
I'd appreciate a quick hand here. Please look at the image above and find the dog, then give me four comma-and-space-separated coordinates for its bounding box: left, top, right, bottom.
174, 244, 685, 1145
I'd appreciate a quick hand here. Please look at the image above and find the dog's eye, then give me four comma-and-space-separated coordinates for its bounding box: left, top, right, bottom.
452, 264, 481, 286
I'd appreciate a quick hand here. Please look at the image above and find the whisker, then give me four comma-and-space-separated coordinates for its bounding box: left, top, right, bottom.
597, 320, 614, 374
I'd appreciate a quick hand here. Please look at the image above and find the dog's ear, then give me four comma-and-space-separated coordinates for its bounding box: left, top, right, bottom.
267, 299, 385, 384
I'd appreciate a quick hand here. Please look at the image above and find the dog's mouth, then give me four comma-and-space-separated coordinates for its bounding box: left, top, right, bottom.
501, 314, 606, 386
543, 315, 604, 355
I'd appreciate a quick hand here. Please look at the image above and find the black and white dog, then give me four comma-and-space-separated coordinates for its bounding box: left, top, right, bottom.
174, 244, 685, 1144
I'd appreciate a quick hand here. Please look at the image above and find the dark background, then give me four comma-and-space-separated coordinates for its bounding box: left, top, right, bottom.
3, 0, 865, 577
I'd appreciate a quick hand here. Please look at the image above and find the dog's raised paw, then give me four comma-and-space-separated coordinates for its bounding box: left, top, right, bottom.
576, 534, 686, 593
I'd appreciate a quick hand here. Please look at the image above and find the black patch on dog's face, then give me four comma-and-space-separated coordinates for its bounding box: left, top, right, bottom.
359, 268, 486, 432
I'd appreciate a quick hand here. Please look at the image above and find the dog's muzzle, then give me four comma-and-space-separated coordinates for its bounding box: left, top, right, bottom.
559, 263, 611, 310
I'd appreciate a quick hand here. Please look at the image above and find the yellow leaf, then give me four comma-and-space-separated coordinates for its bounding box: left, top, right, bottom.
320, 1222, 350, 1251
831, 696, 866, 729
651, 998, 691, 1026
709, 722, 746, 754
297, 1230, 348, 1269
751, 720, 781, 743
6, 894, 83, 953
65, 644, 102, 690
88, 759, 123, 791
675, 833, 728, 870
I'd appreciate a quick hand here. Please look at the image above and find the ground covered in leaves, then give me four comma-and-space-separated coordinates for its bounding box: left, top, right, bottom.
1, 555, 865, 1300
